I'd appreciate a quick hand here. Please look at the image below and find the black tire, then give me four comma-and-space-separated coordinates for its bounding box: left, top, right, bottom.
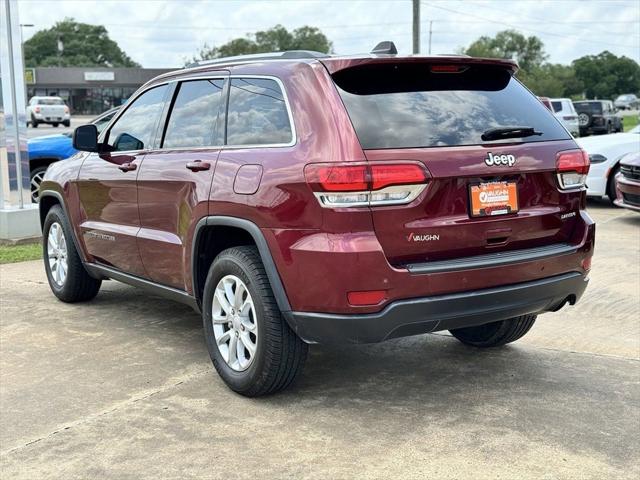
63, 120, 70, 127
31, 115, 39, 128
53, 123, 59, 127
43, 205, 102, 302
607, 165, 620, 204
449, 314, 537, 348
202, 246, 307, 397
29, 165, 48, 203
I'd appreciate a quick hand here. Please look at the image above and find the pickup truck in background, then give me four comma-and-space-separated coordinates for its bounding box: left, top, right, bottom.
26, 96, 71, 128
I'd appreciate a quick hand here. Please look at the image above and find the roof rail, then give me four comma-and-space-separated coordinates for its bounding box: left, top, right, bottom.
186, 50, 331, 68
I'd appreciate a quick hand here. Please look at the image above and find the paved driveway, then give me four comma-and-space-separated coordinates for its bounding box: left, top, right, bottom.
1, 202, 638, 479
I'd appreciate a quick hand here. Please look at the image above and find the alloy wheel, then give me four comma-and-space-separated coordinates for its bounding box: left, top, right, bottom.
211, 275, 258, 371
47, 222, 68, 287
31, 171, 45, 203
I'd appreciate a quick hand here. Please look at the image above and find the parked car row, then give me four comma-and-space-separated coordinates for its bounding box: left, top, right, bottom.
576, 124, 640, 203
539, 95, 636, 138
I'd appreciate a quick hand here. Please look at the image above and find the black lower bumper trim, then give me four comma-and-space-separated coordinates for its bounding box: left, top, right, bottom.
285, 272, 588, 344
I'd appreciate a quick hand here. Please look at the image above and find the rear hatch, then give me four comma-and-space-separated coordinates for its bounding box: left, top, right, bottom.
328, 59, 581, 266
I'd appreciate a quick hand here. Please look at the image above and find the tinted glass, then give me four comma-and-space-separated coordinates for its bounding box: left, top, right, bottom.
333, 63, 570, 149
551, 101, 562, 113
226, 78, 292, 146
106, 85, 168, 151
38, 98, 64, 105
163, 79, 224, 148
575, 102, 603, 114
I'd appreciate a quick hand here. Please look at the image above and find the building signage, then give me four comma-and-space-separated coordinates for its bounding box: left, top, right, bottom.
84, 71, 115, 81
24, 68, 36, 84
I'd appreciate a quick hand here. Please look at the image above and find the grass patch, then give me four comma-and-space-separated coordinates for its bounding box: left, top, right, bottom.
0, 242, 42, 264
623, 115, 638, 132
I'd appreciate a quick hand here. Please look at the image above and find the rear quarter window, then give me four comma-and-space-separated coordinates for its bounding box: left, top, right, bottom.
332, 63, 570, 149
226, 78, 293, 146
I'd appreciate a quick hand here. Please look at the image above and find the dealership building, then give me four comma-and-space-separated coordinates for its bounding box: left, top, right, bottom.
26, 67, 175, 115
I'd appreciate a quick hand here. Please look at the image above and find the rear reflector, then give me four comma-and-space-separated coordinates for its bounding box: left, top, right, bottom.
305, 162, 430, 208
347, 290, 387, 306
556, 149, 590, 190
581, 256, 592, 272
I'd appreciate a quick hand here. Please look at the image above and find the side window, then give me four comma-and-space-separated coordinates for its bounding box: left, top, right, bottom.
163, 79, 225, 148
106, 85, 168, 152
94, 111, 117, 134
226, 78, 292, 146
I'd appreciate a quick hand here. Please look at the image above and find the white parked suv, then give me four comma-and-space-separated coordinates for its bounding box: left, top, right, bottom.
550, 98, 579, 137
26, 96, 70, 128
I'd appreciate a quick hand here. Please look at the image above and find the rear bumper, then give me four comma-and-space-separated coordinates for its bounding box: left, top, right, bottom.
285, 272, 589, 344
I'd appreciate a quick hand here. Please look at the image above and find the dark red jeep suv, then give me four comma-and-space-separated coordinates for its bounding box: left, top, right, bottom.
39, 45, 595, 396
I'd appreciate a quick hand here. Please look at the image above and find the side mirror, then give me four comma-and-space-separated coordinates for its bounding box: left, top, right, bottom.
73, 124, 99, 152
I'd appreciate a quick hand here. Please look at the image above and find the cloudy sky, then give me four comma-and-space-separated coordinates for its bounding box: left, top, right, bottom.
17, 0, 640, 68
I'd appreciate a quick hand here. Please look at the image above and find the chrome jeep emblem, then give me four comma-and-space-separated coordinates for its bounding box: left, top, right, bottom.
485, 152, 516, 167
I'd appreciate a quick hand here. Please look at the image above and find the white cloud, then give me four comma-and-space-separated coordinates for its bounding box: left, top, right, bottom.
17, 0, 640, 67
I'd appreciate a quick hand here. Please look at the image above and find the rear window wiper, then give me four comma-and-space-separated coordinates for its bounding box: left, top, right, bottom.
481, 126, 543, 141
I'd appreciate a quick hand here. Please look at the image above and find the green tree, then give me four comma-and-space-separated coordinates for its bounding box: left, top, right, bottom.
525, 63, 583, 98
572, 51, 640, 99
24, 18, 140, 68
463, 29, 547, 79
191, 24, 332, 63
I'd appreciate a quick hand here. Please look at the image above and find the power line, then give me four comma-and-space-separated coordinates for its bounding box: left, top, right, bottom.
425, 2, 640, 49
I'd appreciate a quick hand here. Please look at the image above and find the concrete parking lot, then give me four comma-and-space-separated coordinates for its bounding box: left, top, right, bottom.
0, 202, 638, 479
25, 116, 92, 139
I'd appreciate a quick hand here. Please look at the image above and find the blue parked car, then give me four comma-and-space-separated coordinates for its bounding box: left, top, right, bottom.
29, 107, 119, 202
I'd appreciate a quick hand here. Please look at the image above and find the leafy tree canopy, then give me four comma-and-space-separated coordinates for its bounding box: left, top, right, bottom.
572, 51, 640, 99
464, 30, 639, 99
463, 29, 547, 76
190, 25, 332, 63
24, 18, 140, 68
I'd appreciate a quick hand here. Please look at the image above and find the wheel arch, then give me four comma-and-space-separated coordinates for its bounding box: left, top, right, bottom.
30, 157, 61, 174
192, 216, 292, 314
39, 190, 89, 265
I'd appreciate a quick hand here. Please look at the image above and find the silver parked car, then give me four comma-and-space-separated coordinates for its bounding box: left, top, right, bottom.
614, 94, 639, 110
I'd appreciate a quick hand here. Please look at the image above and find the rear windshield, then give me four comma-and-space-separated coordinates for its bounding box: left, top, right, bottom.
574, 102, 602, 114
332, 63, 570, 149
37, 98, 64, 105
551, 101, 563, 113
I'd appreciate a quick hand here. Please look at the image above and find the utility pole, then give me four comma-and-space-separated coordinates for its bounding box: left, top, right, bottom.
428, 20, 433, 55
412, 0, 420, 54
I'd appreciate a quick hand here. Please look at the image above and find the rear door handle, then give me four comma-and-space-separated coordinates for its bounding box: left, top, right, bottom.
186, 160, 211, 172
118, 162, 137, 172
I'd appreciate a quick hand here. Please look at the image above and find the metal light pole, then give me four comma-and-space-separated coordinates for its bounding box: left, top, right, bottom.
412, 0, 420, 54
19, 23, 34, 101
1, 0, 40, 241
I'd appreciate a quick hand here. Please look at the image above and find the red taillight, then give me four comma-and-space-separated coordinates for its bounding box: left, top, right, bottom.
305, 162, 430, 208
313, 165, 368, 191
64, 106, 69, 114
556, 149, 590, 190
581, 256, 592, 272
370, 164, 427, 190
557, 150, 590, 175
347, 290, 387, 306
34, 106, 41, 113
